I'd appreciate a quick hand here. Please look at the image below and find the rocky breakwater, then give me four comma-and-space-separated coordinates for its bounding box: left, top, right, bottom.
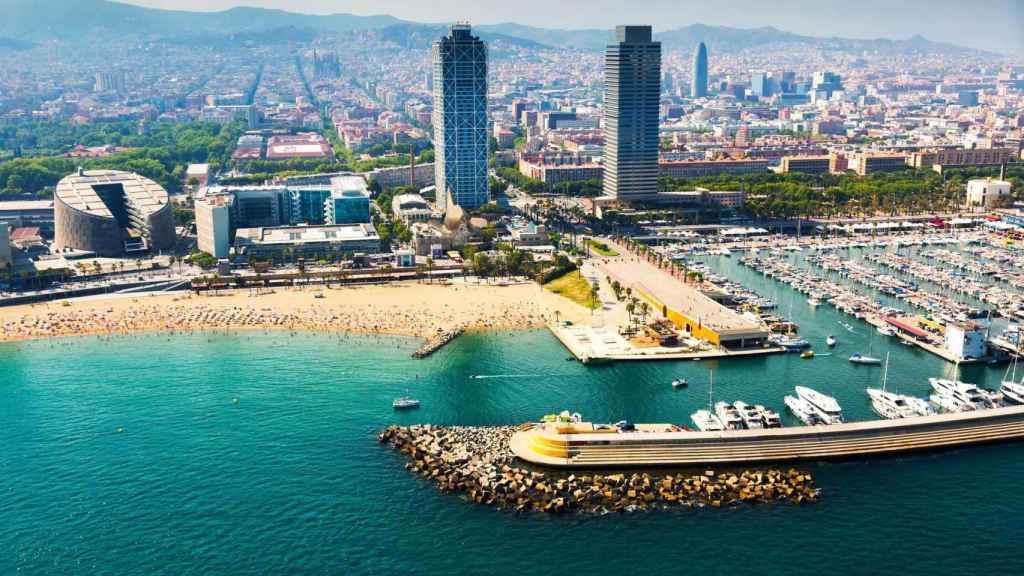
379, 425, 820, 514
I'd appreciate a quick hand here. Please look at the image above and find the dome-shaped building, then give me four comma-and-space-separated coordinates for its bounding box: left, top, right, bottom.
54, 169, 175, 256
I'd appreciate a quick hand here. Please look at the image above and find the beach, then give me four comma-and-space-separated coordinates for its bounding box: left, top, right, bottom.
0, 280, 594, 343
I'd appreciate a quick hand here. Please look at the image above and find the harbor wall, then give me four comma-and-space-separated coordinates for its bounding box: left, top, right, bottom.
512, 405, 1024, 468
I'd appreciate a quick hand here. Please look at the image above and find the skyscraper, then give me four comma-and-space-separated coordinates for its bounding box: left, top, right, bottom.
750, 71, 770, 98
432, 23, 489, 211
691, 42, 708, 98
603, 25, 661, 200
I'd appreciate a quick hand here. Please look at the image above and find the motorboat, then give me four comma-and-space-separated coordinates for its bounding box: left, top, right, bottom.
929, 392, 974, 413
826, 335, 837, 347
755, 404, 783, 428
672, 378, 688, 389
771, 334, 811, 351
807, 297, 822, 308
714, 401, 745, 430
795, 386, 844, 424
393, 397, 421, 409
691, 409, 725, 432
877, 325, 898, 337
801, 350, 815, 359
732, 401, 765, 429
849, 353, 882, 365
784, 395, 822, 426
928, 378, 991, 411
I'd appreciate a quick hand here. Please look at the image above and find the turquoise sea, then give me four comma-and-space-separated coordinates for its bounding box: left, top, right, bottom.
4, 255, 1024, 575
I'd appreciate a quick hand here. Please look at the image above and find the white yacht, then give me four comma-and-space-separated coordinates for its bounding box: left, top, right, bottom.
1000, 358, 1024, 404
784, 395, 822, 426
392, 397, 420, 410
691, 409, 725, 432
1001, 381, 1024, 405
714, 401, 745, 430
755, 404, 783, 428
795, 386, 844, 424
732, 401, 765, 429
866, 388, 921, 419
826, 335, 837, 347
928, 378, 991, 412
807, 297, 822, 308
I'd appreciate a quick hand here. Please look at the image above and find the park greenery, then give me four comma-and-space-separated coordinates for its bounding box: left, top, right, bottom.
0, 121, 244, 197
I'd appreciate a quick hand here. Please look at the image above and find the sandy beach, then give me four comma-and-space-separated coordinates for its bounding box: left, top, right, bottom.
0, 280, 595, 343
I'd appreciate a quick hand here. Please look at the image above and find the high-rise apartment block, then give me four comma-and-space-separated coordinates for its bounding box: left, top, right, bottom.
432, 24, 489, 211
603, 25, 661, 200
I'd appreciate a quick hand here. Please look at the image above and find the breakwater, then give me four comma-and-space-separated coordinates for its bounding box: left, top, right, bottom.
412, 327, 464, 358
378, 425, 819, 513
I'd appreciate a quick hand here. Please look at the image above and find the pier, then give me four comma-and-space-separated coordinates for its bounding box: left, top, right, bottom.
511, 405, 1024, 468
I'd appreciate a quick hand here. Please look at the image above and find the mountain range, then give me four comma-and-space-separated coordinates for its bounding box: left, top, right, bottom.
0, 0, 996, 57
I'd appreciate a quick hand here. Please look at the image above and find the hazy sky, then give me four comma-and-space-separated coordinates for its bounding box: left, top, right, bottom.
122, 0, 1024, 54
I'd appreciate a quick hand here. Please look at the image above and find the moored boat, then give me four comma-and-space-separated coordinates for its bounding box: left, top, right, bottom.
784, 395, 822, 426
393, 396, 421, 409
795, 386, 844, 424
849, 353, 882, 365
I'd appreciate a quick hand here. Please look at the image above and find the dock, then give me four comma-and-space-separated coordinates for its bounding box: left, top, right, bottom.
412, 327, 464, 359
511, 405, 1024, 467
550, 322, 785, 363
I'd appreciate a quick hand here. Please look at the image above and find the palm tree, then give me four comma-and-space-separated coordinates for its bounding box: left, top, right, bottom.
589, 283, 599, 314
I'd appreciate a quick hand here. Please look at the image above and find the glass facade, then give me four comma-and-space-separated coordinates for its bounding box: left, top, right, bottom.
432, 24, 489, 211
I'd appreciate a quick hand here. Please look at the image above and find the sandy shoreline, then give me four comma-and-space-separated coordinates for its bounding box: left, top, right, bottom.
0, 281, 595, 344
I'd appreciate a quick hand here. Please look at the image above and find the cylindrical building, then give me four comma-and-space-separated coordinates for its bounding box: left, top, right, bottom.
54, 169, 175, 256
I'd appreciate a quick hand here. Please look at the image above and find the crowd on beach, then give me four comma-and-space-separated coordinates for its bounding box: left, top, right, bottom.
0, 288, 558, 343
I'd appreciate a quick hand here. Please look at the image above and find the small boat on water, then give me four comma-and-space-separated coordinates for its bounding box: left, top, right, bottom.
672, 378, 688, 389
795, 386, 844, 424
784, 395, 822, 426
877, 325, 898, 337
771, 334, 811, 351
849, 353, 882, 365
801, 350, 815, 359
826, 335, 837, 347
807, 297, 822, 308
393, 397, 421, 409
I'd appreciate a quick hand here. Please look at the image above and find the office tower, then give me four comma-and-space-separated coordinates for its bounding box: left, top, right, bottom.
324, 176, 372, 225
432, 23, 489, 211
691, 41, 708, 98
603, 25, 661, 200
750, 71, 770, 98
812, 71, 843, 98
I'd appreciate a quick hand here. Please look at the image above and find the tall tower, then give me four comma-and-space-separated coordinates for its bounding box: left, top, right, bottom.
432, 23, 489, 212
691, 41, 708, 98
603, 25, 661, 200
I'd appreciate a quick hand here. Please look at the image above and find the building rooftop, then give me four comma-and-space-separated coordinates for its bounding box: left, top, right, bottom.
236, 224, 379, 246
0, 200, 55, 212
55, 170, 168, 219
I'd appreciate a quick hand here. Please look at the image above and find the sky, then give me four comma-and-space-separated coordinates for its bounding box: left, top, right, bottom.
121, 0, 1024, 54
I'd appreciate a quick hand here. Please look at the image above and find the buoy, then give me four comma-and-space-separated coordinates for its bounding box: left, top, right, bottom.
116, 427, 124, 433
232, 398, 239, 404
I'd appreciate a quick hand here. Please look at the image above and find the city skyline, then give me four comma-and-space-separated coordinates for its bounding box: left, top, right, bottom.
115, 0, 1024, 54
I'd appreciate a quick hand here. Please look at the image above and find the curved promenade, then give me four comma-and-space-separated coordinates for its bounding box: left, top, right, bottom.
511, 405, 1024, 468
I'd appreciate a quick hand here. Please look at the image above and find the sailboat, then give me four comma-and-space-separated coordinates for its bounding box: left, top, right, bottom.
850, 334, 882, 365
866, 353, 933, 419
691, 370, 725, 432
1000, 355, 1024, 404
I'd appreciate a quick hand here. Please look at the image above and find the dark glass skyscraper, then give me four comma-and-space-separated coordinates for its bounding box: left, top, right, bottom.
603, 25, 661, 200
691, 41, 708, 98
432, 24, 489, 211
